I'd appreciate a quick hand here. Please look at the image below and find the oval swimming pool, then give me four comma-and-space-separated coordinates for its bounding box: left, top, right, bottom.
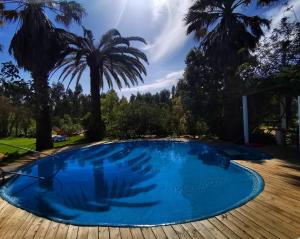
0, 140, 264, 226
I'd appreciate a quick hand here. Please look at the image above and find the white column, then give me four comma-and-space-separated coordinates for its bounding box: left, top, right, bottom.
276, 97, 287, 145
280, 97, 287, 130
243, 96, 249, 145
298, 96, 300, 150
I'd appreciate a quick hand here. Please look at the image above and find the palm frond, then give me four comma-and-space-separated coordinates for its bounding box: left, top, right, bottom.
99, 29, 121, 48
55, 1, 86, 26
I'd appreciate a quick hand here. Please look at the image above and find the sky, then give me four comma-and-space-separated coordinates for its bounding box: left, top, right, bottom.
0, 0, 299, 98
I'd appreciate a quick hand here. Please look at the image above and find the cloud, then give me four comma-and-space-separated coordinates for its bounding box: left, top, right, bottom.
144, 0, 193, 63
120, 69, 184, 96
264, 0, 300, 32
115, 0, 128, 27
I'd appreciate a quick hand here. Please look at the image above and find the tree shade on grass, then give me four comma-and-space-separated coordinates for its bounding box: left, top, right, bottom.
0, 135, 86, 161
0, 137, 35, 155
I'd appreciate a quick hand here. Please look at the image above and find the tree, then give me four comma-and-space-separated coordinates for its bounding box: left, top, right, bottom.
1, 1, 85, 150
0, 62, 34, 137
56, 28, 148, 141
185, 0, 270, 140
177, 48, 224, 137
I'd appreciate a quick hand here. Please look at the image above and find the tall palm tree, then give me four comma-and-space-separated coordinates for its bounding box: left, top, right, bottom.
55, 28, 148, 141
0, 1, 85, 150
185, 0, 271, 140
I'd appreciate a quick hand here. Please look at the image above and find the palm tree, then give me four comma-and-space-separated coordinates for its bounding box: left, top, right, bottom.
185, 0, 270, 140
1, 1, 85, 150
55, 28, 148, 141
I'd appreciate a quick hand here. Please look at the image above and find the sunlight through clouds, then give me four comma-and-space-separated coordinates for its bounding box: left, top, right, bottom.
144, 0, 193, 63
152, 0, 170, 21
112, 0, 193, 63
115, 0, 128, 27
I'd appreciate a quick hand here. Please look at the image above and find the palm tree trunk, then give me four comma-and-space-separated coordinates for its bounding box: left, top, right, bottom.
32, 71, 53, 151
87, 65, 105, 141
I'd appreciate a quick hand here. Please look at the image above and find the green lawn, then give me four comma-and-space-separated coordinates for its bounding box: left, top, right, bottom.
0, 135, 86, 160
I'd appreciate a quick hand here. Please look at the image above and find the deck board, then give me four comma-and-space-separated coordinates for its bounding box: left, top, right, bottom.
0, 147, 299, 239
119, 228, 132, 239
129, 228, 144, 239
98, 227, 109, 239
65, 225, 78, 239
11, 215, 35, 239
172, 224, 193, 239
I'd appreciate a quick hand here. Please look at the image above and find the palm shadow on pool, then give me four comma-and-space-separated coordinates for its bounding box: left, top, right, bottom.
34, 144, 159, 220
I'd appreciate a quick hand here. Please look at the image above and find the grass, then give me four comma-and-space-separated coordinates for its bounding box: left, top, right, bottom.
0, 135, 86, 161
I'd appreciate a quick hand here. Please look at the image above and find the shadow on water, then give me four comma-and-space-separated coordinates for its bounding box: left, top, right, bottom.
30, 143, 159, 219
215, 145, 273, 162
188, 143, 230, 169
188, 142, 274, 168
37, 155, 67, 190
8, 141, 179, 220
35, 195, 79, 220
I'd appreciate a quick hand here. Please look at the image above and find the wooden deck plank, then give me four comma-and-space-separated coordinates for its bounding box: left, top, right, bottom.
44, 222, 60, 239
130, 228, 144, 239
34, 220, 52, 239
162, 226, 180, 239
54, 223, 69, 239
151, 226, 168, 239
191, 221, 216, 239
0, 208, 28, 239
200, 220, 227, 239
208, 218, 239, 239
87, 227, 98, 239
77, 227, 89, 239
245, 201, 300, 233
0, 200, 8, 212
98, 227, 110, 239
237, 207, 292, 239
0, 204, 18, 229
141, 227, 157, 239
119, 228, 133, 239
215, 215, 252, 239
11, 215, 35, 239
250, 199, 300, 225
225, 212, 264, 239
65, 225, 78, 239
172, 224, 193, 239
230, 209, 278, 239
23, 217, 43, 239
109, 227, 121, 239
181, 223, 205, 239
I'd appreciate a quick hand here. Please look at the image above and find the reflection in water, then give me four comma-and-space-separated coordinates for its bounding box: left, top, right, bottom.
188, 143, 230, 169
32, 144, 159, 219
90, 149, 158, 212
216, 145, 272, 160
37, 154, 68, 190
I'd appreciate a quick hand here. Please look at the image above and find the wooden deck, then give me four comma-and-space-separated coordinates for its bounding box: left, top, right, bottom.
0, 146, 299, 239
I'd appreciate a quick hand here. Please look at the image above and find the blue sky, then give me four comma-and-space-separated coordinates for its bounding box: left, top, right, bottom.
0, 0, 299, 98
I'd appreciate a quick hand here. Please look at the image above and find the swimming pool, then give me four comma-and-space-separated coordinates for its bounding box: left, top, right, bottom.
0, 140, 266, 227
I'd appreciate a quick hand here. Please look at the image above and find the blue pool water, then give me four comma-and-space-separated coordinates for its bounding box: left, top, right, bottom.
0, 140, 267, 226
